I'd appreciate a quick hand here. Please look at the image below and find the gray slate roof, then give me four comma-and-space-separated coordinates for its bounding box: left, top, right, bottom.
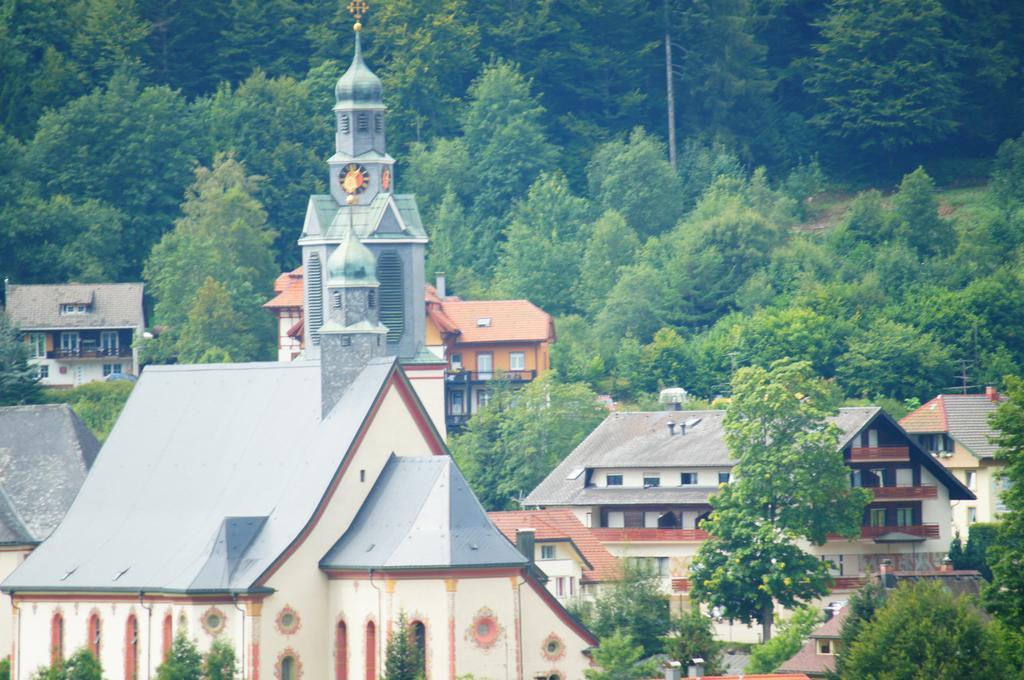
525, 407, 880, 507
0, 404, 98, 543
944, 395, 1001, 459
3, 358, 403, 593
321, 456, 527, 571
6, 283, 144, 330
304, 193, 427, 242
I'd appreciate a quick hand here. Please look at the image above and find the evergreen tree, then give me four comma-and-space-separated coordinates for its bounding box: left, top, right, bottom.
69, 0, 151, 85
156, 631, 202, 680
575, 210, 641, 317
890, 167, 955, 258
143, 154, 277, 363
660, 605, 724, 675
493, 172, 592, 315
584, 630, 659, 680
584, 561, 671, 655
833, 581, 887, 678
176, 277, 242, 364
383, 613, 423, 680
805, 0, 963, 163
691, 361, 870, 640
137, 0, 228, 96
216, 0, 311, 84
0, 312, 41, 406
31, 646, 104, 680
836, 320, 952, 400
203, 638, 238, 680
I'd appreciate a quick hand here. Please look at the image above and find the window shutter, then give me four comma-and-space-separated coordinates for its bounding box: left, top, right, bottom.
307, 253, 324, 345
376, 251, 404, 343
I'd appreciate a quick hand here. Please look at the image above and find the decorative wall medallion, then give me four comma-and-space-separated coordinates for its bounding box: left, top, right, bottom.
201, 606, 227, 636
466, 608, 503, 650
276, 606, 301, 635
541, 633, 566, 662
274, 648, 303, 680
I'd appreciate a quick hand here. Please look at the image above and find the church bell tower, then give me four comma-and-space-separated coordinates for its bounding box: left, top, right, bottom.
298, 1, 428, 361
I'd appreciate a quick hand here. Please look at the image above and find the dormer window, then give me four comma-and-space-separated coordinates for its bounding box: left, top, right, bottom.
476, 318, 491, 327
817, 639, 832, 655
59, 304, 88, 315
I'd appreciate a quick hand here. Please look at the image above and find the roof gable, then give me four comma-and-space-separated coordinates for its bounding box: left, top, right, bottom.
7, 283, 144, 330
320, 456, 527, 571
438, 300, 554, 344
902, 394, 1002, 459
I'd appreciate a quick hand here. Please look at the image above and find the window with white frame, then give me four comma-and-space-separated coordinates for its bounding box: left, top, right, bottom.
967, 471, 977, 491
37, 365, 49, 379
605, 474, 623, 486
102, 364, 123, 377
60, 332, 79, 353
642, 473, 660, 488
718, 471, 731, 484
680, 472, 698, 485
29, 333, 46, 358
509, 352, 525, 371
100, 331, 118, 354
540, 545, 555, 560
896, 507, 913, 526
968, 507, 978, 524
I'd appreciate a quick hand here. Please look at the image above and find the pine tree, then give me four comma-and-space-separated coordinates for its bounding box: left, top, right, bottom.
203, 638, 238, 680
0, 312, 41, 406
156, 632, 202, 680
383, 613, 423, 680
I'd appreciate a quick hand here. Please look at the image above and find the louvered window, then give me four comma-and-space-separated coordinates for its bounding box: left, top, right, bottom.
377, 251, 404, 343
307, 253, 324, 345
340, 114, 350, 134
357, 112, 369, 132
374, 113, 383, 133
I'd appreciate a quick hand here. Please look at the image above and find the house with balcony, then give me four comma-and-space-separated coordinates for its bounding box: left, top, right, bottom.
524, 406, 972, 637
900, 387, 1006, 538
488, 509, 621, 604
5, 283, 145, 387
426, 281, 555, 432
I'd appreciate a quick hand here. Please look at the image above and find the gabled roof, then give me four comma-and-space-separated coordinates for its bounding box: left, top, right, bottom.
487, 509, 621, 583
434, 299, 554, 344
901, 393, 1002, 459
6, 283, 144, 330
2, 358, 412, 593
0, 404, 98, 543
263, 267, 304, 309
526, 407, 972, 506
321, 456, 527, 571
301, 193, 427, 242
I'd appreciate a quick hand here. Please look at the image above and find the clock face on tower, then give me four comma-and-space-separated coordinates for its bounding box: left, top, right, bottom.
340, 163, 370, 194
382, 168, 391, 191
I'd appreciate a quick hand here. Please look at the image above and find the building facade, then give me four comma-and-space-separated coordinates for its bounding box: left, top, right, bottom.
900, 388, 1006, 538
525, 406, 973, 640
5, 283, 144, 387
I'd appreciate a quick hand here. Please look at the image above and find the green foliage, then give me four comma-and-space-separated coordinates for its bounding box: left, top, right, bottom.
31, 647, 103, 680
745, 605, 821, 674
692, 361, 870, 639
155, 631, 202, 680
43, 380, 133, 441
584, 630, 660, 680
842, 580, 1011, 679
579, 561, 670, 656
890, 167, 955, 257
383, 612, 424, 680
575, 210, 642, 317
0, 312, 42, 406
805, 0, 962, 161
949, 523, 999, 581
451, 376, 606, 510
143, 154, 276, 363
833, 581, 887, 678
836, 319, 952, 401
984, 375, 1024, 628
992, 132, 1024, 209
660, 605, 724, 675
202, 637, 237, 680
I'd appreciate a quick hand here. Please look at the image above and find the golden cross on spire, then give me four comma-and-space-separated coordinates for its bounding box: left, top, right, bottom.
347, 0, 369, 31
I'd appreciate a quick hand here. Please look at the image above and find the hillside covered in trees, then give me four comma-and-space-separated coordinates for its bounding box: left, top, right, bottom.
2, 0, 1023, 405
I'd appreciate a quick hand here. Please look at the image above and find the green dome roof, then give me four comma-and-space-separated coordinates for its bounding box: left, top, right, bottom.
335, 33, 383, 107
327, 224, 377, 284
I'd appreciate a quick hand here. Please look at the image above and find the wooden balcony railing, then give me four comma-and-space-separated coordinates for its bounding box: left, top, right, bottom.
858, 524, 940, 540
591, 528, 709, 542
831, 576, 869, 591
47, 347, 132, 360
871, 485, 938, 500
850, 446, 909, 462
445, 369, 536, 383
671, 578, 691, 592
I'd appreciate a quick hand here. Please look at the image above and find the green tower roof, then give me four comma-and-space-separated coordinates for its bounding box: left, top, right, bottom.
335, 32, 383, 108
327, 220, 378, 285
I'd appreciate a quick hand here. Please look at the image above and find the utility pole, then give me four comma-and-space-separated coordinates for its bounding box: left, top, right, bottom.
664, 0, 678, 170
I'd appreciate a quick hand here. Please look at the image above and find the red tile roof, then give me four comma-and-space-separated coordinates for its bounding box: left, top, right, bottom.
438, 299, 554, 344
900, 395, 948, 433
264, 266, 304, 309
487, 509, 620, 583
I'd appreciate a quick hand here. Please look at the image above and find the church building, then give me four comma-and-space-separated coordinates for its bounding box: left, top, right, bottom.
2, 10, 596, 680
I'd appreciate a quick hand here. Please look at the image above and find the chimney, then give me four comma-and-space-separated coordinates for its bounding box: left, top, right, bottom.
679, 422, 687, 435
940, 556, 954, 572
516, 528, 536, 565
667, 420, 676, 435
986, 386, 999, 402
435, 272, 446, 299
687, 657, 704, 678
879, 558, 897, 589
664, 661, 681, 680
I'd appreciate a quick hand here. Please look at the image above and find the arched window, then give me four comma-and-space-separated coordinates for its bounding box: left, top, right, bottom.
50, 612, 64, 665
125, 615, 139, 680
281, 655, 296, 680
336, 621, 348, 680
365, 621, 377, 680
162, 613, 173, 660
87, 613, 101, 659
410, 621, 426, 677
376, 251, 404, 344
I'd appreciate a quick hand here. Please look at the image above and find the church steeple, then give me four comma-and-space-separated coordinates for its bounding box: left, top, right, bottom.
329, 1, 393, 206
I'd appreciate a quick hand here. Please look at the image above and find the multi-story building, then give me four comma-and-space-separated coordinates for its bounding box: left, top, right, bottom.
900, 387, 1006, 538
525, 406, 972, 639
5, 283, 145, 387
426, 280, 555, 432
